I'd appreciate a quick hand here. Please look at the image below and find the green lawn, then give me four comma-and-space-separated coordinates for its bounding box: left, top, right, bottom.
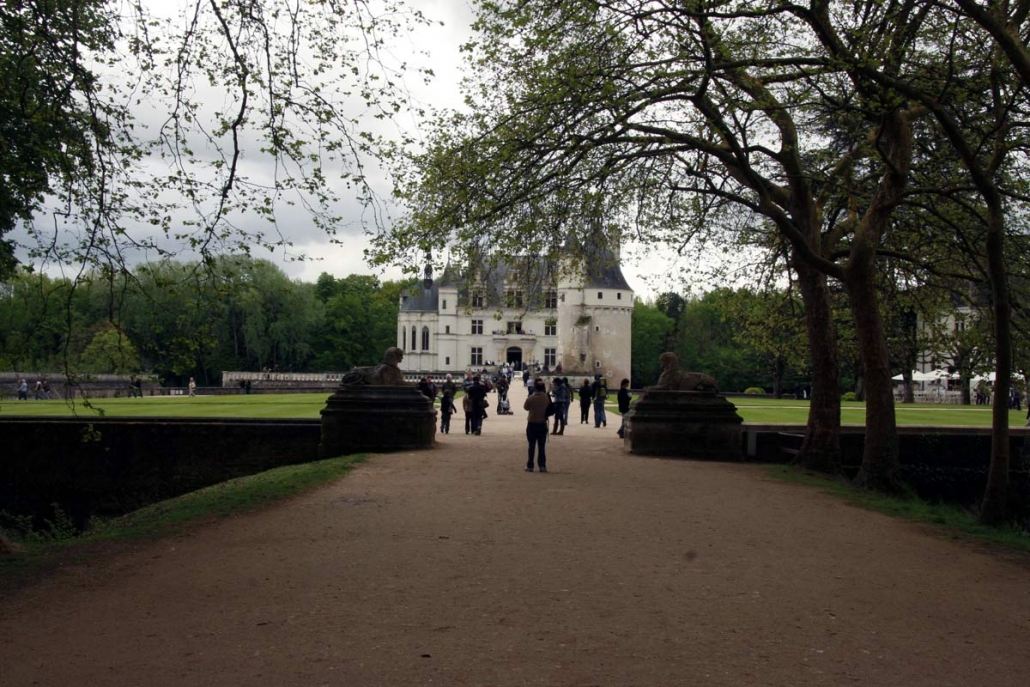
4, 392, 1028, 427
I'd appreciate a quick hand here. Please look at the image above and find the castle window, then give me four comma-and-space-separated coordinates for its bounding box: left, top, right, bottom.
446, 356, 450, 365
595, 361, 602, 368
471, 291, 484, 308
595, 326, 600, 332
422, 327, 430, 351
617, 293, 622, 300
544, 348, 556, 368
545, 290, 558, 309
545, 323, 557, 336
597, 292, 603, 299
445, 325, 451, 334
411, 327, 417, 350
471, 319, 483, 335
580, 353, 587, 362
505, 290, 523, 308
507, 321, 523, 334
400, 326, 406, 351
442, 299, 448, 310
470, 347, 483, 365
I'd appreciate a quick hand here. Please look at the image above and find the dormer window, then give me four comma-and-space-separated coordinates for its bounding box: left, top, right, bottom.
545, 290, 558, 309
471, 291, 484, 308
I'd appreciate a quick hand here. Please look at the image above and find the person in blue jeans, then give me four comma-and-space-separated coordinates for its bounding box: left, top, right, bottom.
524, 379, 552, 472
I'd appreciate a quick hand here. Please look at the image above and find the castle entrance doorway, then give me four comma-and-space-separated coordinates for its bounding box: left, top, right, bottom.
506, 347, 523, 367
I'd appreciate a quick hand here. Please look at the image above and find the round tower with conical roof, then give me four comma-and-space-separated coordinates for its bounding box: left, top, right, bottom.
556, 239, 633, 385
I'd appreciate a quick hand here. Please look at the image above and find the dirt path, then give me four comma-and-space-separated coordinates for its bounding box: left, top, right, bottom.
2, 383, 1029, 686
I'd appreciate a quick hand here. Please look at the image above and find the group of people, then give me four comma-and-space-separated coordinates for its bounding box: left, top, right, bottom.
15, 378, 51, 400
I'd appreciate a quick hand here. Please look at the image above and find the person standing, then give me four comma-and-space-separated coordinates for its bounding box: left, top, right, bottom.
440, 390, 457, 434
466, 374, 488, 435
591, 374, 608, 428
578, 378, 592, 424
441, 373, 458, 398
524, 379, 553, 472
551, 377, 569, 435
188, 377, 197, 397
17, 378, 28, 400
616, 379, 632, 438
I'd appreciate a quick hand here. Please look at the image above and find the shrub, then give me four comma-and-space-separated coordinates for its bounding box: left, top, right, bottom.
744, 387, 765, 395
842, 391, 857, 401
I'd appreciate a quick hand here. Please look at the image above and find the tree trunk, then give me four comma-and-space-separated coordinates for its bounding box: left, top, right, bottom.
980, 203, 1011, 525
845, 262, 901, 491
773, 355, 785, 398
902, 370, 914, 404
793, 258, 842, 473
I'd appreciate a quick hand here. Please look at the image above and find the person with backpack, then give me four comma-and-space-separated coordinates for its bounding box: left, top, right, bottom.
591, 374, 608, 428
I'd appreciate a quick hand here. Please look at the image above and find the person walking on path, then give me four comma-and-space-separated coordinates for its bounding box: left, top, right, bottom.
524, 379, 553, 472
551, 377, 570, 435
591, 374, 608, 428
616, 378, 632, 439
17, 378, 28, 400
466, 375, 488, 435
439, 390, 457, 435
578, 378, 592, 424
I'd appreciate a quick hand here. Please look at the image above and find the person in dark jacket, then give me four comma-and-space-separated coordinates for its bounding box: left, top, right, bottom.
578, 379, 592, 424
616, 379, 632, 438
466, 375, 488, 435
591, 374, 608, 428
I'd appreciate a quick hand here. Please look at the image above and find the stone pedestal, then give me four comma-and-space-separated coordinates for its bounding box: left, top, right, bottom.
318, 386, 436, 459
624, 389, 743, 460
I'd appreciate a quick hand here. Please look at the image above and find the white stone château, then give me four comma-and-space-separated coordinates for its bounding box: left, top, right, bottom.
397, 250, 634, 383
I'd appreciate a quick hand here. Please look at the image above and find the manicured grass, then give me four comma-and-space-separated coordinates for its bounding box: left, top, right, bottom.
3, 391, 1027, 426
729, 397, 1028, 427
0, 454, 366, 582
768, 465, 1030, 552
0, 393, 332, 419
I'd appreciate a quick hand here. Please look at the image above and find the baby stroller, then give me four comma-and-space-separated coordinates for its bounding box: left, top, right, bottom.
497, 388, 513, 415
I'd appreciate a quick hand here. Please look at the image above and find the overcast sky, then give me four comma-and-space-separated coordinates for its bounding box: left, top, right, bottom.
13, 0, 708, 300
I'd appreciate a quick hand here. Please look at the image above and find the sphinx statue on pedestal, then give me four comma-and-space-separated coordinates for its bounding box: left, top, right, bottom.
340, 346, 409, 386
652, 352, 719, 392
623, 352, 741, 460
318, 347, 434, 458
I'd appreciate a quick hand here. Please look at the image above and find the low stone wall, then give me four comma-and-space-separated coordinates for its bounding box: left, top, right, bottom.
0, 417, 322, 529
745, 424, 1030, 510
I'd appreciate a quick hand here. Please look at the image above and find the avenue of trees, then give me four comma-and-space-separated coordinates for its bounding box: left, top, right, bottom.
380, 0, 1030, 522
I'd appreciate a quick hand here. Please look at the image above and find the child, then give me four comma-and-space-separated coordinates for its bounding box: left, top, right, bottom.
440, 390, 457, 434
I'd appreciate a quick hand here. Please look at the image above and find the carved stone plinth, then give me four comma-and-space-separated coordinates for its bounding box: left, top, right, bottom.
318, 385, 436, 458
623, 389, 743, 460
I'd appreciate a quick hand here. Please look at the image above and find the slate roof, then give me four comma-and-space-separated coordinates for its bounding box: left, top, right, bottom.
398, 247, 632, 314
